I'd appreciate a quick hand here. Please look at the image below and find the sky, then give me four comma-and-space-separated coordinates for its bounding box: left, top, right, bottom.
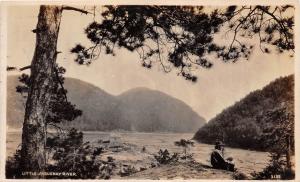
6, 5, 295, 121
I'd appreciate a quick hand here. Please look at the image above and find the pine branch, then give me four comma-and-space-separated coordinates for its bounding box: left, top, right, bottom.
62, 6, 91, 14
7, 66, 17, 71
19, 65, 31, 71
256, 6, 293, 50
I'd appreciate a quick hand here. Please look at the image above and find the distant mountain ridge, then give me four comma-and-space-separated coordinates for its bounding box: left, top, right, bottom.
7, 75, 205, 132
117, 87, 204, 132
193, 75, 294, 151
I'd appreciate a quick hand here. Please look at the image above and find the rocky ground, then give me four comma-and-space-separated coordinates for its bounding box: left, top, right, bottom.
93, 137, 249, 180
116, 161, 238, 180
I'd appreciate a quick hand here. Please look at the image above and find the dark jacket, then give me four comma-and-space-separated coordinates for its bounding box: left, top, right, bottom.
211, 149, 234, 171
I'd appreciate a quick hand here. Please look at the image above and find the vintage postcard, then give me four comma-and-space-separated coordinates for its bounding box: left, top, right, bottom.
0, 0, 299, 181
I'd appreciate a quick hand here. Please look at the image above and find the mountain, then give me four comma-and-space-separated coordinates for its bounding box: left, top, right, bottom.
7, 75, 205, 132
117, 87, 205, 132
193, 75, 294, 151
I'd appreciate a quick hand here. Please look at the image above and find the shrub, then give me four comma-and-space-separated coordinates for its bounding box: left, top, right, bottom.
6, 150, 22, 179
6, 128, 115, 179
119, 165, 138, 177
251, 152, 294, 180
46, 129, 108, 179
98, 157, 116, 179
154, 149, 179, 165
174, 139, 194, 160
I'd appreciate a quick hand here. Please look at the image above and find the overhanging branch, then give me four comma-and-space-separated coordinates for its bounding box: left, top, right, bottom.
19, 65, 31, 71
62, 6, 91, 14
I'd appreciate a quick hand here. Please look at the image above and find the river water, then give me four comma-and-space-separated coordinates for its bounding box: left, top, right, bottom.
6, 130, 269, 176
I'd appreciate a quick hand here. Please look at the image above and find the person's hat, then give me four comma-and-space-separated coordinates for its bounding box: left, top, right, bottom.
215, 141, 225, 146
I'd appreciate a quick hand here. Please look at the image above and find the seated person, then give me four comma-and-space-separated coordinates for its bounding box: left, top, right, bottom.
210, 141, 235, 172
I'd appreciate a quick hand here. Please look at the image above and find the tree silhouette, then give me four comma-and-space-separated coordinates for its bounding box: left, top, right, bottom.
71, 5, 294, 81
223, 6, 294, 53
261, 101, 294, 169
7, 65, 84, 178
194, 75, 294, 153
16, 65, 82, 129
14, 5, 294, 175
174, 139, 194, 159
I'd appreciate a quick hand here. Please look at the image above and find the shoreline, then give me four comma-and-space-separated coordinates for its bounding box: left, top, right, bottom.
6, 128, 195, 135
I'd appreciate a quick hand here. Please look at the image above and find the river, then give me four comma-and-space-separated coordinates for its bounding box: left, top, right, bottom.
6, 130, 269, 176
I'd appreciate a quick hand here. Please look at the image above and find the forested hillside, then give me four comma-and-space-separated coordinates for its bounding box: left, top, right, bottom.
7, 75, 205, 132
194, 75, 294, 151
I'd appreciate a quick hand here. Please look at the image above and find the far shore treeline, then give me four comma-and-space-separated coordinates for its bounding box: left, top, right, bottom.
194, 75, 294, 152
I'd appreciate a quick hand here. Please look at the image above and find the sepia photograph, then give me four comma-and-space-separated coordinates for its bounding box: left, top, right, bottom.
2, 1, 298, 180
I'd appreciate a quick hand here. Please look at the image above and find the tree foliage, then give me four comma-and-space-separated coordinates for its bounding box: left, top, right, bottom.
174, 139, 194, 160
194, 75, 294, 178
154, 149, 179, 165
16, 65, 82, 129
7, 4, 295, 178
6, 66, 99, 178
194, 75, 294, 152
251, 152, 295, 180
46, 128, 115, 179
71, 5, 294, 81
8, 70, 117, 178
258, 101, 294, 154
7, 128, 115, 179
223, 5, 294, 54
174, 139, 194, 148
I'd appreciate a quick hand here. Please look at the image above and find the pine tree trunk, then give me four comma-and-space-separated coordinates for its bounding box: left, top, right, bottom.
20, 5, 62, 174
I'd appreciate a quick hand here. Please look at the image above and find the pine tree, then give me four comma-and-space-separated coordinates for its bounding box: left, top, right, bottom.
17, 5, 294, 175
